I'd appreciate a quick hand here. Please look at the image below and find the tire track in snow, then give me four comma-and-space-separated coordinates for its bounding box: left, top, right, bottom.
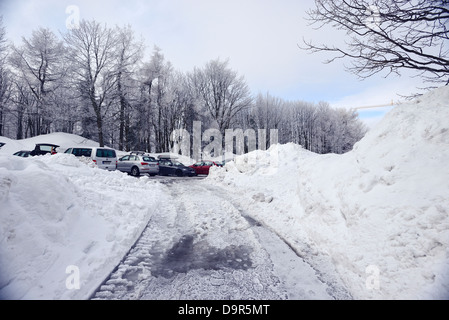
91, 177, 348, 300
91, 178, 284, 300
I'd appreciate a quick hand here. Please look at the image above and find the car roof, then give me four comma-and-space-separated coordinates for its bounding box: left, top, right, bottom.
158, 154, 178, 160
36, 143, 60, 147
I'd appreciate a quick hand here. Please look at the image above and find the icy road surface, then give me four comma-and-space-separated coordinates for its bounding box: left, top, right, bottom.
91, 176, 351, 300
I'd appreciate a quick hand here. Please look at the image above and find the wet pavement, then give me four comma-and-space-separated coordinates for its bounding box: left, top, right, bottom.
91, 178, 350, 300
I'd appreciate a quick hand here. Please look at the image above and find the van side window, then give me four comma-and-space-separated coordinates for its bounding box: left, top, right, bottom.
73, 148, 92, 157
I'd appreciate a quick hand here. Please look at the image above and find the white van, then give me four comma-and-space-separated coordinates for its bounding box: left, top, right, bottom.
65, 147, 117, 171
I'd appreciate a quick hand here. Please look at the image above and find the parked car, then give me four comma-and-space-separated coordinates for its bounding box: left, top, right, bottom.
158, 156, 197, 177
65, 147, 117, 171
189, 160, 223, 175
117, 154, 159, 177
129, 151, 146, 156
13, 150, 31, 158
30, 143, 60, 156
129, 151, 158, 162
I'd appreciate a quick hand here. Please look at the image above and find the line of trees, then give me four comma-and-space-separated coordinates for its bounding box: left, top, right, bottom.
0, 18, 367, 155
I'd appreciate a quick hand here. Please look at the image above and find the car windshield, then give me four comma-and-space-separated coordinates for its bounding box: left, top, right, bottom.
172, 161, 184, 166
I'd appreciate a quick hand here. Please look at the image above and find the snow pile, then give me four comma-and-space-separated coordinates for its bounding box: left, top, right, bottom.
209, 86, 449, 299
0, 132, 100, 155
0, 141, 167, 299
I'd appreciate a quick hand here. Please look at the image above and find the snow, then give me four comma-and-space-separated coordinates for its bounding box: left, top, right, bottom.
0, 135, 168, 299
208, 85, 449, 300
0, 86, 448, 300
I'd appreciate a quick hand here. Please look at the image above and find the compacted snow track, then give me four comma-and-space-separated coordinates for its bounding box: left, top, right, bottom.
91, 178, 349, 300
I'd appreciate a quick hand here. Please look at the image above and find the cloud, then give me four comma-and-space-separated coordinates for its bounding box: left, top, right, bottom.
1, 0, 430, 108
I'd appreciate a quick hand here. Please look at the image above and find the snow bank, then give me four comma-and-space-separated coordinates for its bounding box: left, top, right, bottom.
0, 151, 167, 300
0, 132, 100, 156
209, 86, 449, 299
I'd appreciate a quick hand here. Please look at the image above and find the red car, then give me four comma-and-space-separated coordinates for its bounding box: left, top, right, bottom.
189, 160, 222, 175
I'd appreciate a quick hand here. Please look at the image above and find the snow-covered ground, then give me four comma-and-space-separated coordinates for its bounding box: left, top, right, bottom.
0, 134, 170, 299
208, 86, 449, 299
0, 86, 448, 300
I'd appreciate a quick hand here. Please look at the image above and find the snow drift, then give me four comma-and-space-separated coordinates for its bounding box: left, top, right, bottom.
0, 135, 167, 300
209, 86, 449, 299
1, 86, 448, 300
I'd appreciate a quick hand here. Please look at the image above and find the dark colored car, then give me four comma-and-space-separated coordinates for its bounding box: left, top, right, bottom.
158, 156, 197, 177
189, 160, 223, 175
13, 150, 31, 158
30, 144, 60, 156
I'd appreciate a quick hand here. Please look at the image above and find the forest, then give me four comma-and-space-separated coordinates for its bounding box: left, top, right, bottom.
0, 18, 367, 156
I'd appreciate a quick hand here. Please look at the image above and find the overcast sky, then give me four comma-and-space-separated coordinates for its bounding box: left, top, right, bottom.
0, 0, 428, 127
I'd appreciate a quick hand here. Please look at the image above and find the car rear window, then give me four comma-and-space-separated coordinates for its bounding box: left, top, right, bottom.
143, 156, 156, 162
40, 145, 53, 152
96, 149, 116, 158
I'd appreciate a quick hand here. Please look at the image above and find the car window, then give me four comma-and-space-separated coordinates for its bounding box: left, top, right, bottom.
40, 145, 53, 152
142, 156, 155, 162
130, 155, 138, 161
121, 155, 130, 161
73, 148, 92, 157
96, 149, 116, 158
65, 148, 72, 154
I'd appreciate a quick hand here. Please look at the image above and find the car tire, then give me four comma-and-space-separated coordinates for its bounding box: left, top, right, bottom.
131, 166, 140, 177
175, 170, 184, 177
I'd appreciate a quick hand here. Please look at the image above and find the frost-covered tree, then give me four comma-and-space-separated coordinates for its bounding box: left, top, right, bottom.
138, 46, 173, 152
113, 25, 143, 151
191, 59, 253, 136
241, 94, 367, 154
64, 20, 119, 147
0, 16, 11, 136
9, 27, 67, 136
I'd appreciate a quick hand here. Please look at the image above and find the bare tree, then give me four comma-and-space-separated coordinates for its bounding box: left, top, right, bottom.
114, 25, 144, 150
9, 27, 66, 136
64, 20, 119, 147
0, 16, 11, 136
303, 0, 449, 85
191, 59, 253, 135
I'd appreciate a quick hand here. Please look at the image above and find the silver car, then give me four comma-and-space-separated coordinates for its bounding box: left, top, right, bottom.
117, 154, 159, 177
